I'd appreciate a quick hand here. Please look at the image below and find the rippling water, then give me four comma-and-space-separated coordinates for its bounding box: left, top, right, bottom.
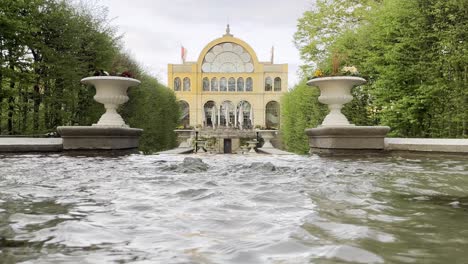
0, 152, 467, 263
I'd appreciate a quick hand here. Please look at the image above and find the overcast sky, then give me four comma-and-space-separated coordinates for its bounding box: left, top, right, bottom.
98, 0, 312, 87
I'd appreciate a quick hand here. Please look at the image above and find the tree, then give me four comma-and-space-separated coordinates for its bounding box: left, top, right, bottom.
281, 80, 327, 154
294, 0, 381, 77
0, 0, 180, 152
122, 74, 180, 154
0, 0, 117, 134
293, 0, 467, 139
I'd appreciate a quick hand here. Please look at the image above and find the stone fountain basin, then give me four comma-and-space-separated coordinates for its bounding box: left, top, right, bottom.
305, 126, 390, 151
81, 76, 141, 89
57, 126, 143, 150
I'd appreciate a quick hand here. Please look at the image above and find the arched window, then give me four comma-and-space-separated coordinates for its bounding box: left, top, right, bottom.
203, 101, 216, 127
202, 42, 254, 73
237, 100, 252, 129
265, 77, 272, 91
220, 77, 227, 91
203, 77, 210, 91
265, 101, 280, 128
228, 77, 236, 91
237, 77, 244, 92
220, 101, 235, 127
183, 77, 191, 91
274, 77, 281, 91
174, 77, 181, 91
179, 100, 190, 128
246, 77, 253, 92
211, 78, 218, 91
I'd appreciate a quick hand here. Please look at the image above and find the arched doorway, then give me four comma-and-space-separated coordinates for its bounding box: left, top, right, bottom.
203, 101, 217, 128
265, 101, 280, 129
179, 100, 190, 128
220, 101, 235, 127
237, 100, 252, 129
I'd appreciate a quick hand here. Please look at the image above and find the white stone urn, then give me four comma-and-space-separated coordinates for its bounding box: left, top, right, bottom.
307, 76, 366, 126
81, 76, 141, 127
256, 130, 277, 148
246, 140, 258, 153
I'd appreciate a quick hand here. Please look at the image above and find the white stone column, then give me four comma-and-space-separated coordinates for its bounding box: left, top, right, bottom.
218, 107, 221, 128
234, 106, 238, 129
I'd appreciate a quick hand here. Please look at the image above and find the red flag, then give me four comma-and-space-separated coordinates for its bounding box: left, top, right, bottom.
181, 46, 187, 63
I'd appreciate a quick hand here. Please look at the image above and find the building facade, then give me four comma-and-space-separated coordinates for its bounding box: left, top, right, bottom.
168, 26, 287, 132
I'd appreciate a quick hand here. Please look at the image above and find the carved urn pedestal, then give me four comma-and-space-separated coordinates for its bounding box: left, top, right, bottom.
305, 76, 389, 153
57, 76, 143, 150
174, 129, 195, 149
256, 130, 277, 149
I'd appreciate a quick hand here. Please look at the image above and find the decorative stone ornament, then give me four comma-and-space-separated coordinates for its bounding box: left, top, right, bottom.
247, 140, 258, 153
305, 76, 390, 153
256, 130, 277, 149
57, 76, 143, 150
81, 76, 141, 127
307, 76, 366, 126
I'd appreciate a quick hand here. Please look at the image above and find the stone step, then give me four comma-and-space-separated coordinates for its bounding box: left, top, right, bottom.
0, 138, 63, 152
385, 138, 468, 153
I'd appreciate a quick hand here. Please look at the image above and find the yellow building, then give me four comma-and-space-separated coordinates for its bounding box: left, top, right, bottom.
168, 25, 287, 128
168, 25, 287, 153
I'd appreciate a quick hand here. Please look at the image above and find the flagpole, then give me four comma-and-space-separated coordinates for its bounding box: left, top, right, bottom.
270, 46, 274, 64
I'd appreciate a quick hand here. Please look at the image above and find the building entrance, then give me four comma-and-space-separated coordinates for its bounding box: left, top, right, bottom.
223, 139, 232, 154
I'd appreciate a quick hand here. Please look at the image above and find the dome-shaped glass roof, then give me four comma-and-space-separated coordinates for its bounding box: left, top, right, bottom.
201, 42, 254, 73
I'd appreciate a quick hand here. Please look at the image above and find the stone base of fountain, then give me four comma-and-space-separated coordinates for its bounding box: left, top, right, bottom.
57, 126, 143, 150
305, 126, 390, 153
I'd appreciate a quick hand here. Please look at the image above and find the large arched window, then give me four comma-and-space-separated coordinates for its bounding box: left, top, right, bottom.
228, 77, 236, 91
211, 78, 218, 91
179, 100, 190, 128
220, 77, 227, 91
265, 77, 272, 91
220, 101, 235, 127
183, 77, 191, 91
237, 100, 252, 129
174, 77, 181, 91
203, 101, 217, 127
274, 77, 281, 91
203, 77, 210, 91
265, 101, 280, 128
246, 77, 253, 92
237, 77, 244, 92
202, 42, 254, 73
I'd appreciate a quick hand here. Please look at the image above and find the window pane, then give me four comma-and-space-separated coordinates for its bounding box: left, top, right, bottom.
203, 77, 210, 91
274, 77, 281, 91
246, 77, 253, 91
228, 77, 236, 91
237, 77, 244, 92
183, 77, 191, 91
211, 78, 218, 91
174, 77, 181, 91
220, 77, 227, 91
265, 77, 272, 91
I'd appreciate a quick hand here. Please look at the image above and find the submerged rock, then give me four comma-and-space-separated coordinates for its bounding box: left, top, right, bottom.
248, 162, 277, 172
163, 157, 209, 173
